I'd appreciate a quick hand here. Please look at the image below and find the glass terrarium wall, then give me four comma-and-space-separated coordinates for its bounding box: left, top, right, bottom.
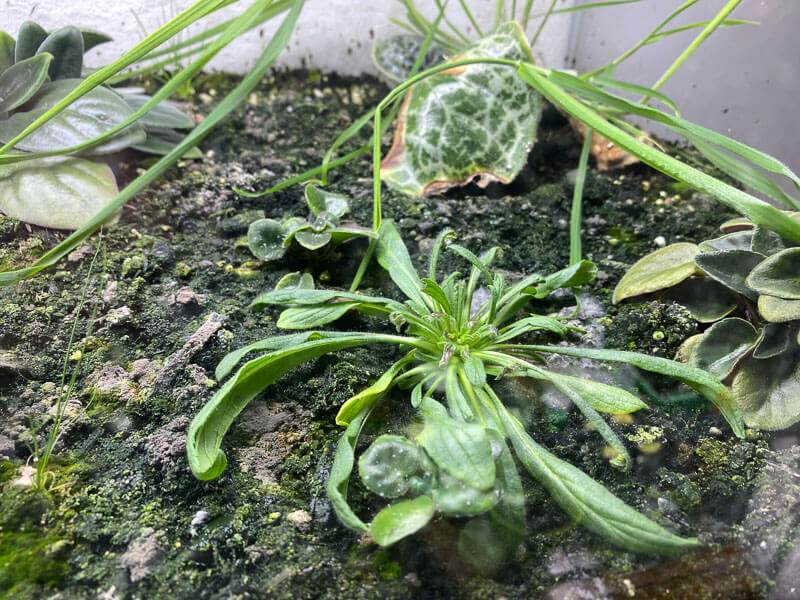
3, 0, 576, 74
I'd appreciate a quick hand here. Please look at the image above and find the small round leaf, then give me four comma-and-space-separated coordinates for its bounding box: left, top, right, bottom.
247, 218, 287, 261
358, 435, 420, 498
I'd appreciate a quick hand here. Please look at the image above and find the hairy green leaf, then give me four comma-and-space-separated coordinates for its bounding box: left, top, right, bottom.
336, 357, 412, 426
753, 323, 791, 360
277, 302, 359, 329
733, 351, 800, 430
381, 23, 540, 196
187, 333, 389, 480
496, 402, 697, 554
758, 295, 800, 323
663, 277, 738, 323
417, 405, 495, 490
694, 250, 763, 300
698, 230, 753, 253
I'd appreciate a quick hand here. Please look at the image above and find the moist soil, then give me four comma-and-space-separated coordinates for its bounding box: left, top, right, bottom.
1, 70, 798, 600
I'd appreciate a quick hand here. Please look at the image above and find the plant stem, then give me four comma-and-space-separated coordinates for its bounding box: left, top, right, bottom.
646, 0, 742, 98
570, 127, 593, 266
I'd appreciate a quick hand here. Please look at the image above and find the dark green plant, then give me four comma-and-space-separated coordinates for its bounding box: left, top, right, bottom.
0, 20, 196, 230
614, 214, 800, 430
188, 220, 743, 555
247, 184, 374, 261
0, 0, 306, 284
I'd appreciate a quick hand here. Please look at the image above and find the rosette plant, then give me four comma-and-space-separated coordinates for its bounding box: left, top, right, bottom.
614, 214, 800, 430
188, 221, 743, 556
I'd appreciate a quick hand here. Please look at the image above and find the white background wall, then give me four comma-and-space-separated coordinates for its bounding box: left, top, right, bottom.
3, 0, 799, 184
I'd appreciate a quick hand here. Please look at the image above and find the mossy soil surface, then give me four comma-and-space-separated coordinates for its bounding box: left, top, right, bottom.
1, 70, 798, 600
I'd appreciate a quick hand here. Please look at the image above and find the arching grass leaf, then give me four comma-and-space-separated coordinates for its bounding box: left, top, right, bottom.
612, 243, 700, 304
381, 22, 541, 196
0, 156, 117, 230
0, 80, 145, 154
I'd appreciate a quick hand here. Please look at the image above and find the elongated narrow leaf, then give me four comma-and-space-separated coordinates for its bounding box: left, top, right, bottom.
336, 356, 412, 426
529, 260, 597, 298
328, 405, 371, 532
214, 331, 341, 381
370, 496, 435, 546
521, 66, 800, 238
613, 243, 700, 304
496, 403, 697, 554
376, 220, 429, 312
119, 92, 195, 128
0, 156, 118, 229
0, 53, 51, 113
188, 333, 386, 480
0, 80, 145, 154
517, 344, 744, 438
534, 369, 633, 469
277, 302, 361, 329
251, 288, 398, 309
37, 26, 84, 80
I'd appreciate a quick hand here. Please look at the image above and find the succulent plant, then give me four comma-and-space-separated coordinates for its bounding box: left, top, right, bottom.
247, 184, 374, 261
614, 213, 800, 430
0, 21, 194, 230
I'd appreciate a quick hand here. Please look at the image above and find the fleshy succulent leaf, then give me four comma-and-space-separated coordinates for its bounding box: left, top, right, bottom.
294, 229, 332, 250
80, 29, 112, 52
0, 156, 117, 230
693, 249, 763, 300
380, 22, 541, 196
0, 31, 15, 73
37, 26, 84, 80
0, 53, 52, 113
358, 434, 420, 498
612, 243, 700, 304
746, 247, 800, 299
0, 79, 145, 154
689, 318, 759, 380
663, 277, 739, 323
15, 21, 48, 63
247, 218, 287, 261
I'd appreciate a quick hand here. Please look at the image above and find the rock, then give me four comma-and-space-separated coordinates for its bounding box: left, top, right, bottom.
144, 416, 190, 469
167, 286, 207, 308
287, 510, 312, 531
0, 434, 15, 459
87, 365, 138, 404
120, 528, 164, 583
67, 245, 94, 262
105, 306, 133, 326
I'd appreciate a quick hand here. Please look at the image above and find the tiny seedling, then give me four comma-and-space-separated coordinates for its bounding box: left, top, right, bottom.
247, 184, 374, 261
614, 213, 800, 430
188, 220, 743, 557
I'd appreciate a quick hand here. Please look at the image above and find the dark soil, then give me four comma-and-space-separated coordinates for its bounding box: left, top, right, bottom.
0, 70, 796, 600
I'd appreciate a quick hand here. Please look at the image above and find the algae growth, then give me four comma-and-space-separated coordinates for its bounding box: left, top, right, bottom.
0, 70, 793, 599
